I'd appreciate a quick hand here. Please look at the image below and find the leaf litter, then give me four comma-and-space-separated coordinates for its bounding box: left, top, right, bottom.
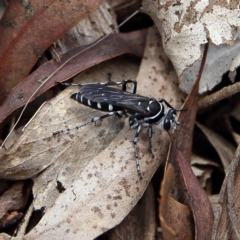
0, 0, 106, 104
159, 42, 215, 239
0, 29, 147, 124
2, 1, 239, 238
0, 27, 185, 239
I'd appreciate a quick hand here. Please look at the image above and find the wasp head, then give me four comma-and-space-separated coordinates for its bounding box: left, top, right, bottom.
161, 109, 180, 131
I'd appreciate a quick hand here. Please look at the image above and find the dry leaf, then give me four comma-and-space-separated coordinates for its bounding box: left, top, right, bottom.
196, 122, 235, 173
228, 102, 240, 144
142, 0, 240, 93
191, 166, 212, 189
0, 181, 30, 229
191, 154, 219, 167
160, 164, 194, 240
191, 154, 219, 189
107, 183, 156, 240
212, 144, 240, 240
209, 194, 220, 218
0, 0, 106, 104
53, 2, 117, 55
159, 43, 214, 239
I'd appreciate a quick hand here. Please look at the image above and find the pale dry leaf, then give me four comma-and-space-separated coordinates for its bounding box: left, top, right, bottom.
231, 131, 240, 146
0, 86, 124, 182
1, 27, 185, 239
209, 194, 219, 218
225, 106, 240, 145
191, 153, 219, 167
191, 154, 219, 189
142, 0, 240, 94
191, 165, 205, 177
3, 128, 22, 150
191, 166, 213, 189
230, 101, 240, 122
135, 28, 186, 105
32, 57, 139, 210
196, 122, 235, 173
52, 2, 117, 55
107, 183, 156, 240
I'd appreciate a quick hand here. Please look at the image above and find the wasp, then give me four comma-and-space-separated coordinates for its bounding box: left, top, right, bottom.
53, 74, 182, 179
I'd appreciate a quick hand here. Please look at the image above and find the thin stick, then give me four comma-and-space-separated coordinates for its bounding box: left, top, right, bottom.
198, 81, 240, 112
0, 9, 140, 149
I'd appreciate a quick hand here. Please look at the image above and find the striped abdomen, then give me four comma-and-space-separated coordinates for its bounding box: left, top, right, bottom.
71, 92, 123, 112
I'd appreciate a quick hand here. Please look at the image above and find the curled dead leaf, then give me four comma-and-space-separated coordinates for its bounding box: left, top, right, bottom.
142, 0, 240, 94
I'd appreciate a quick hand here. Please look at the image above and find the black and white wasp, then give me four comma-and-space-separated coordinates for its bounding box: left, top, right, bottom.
53, 74, 182, 179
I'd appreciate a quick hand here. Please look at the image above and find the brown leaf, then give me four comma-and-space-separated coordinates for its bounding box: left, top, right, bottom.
0, 211, 23, 230
0, 0, 106, 104
160, 164, 194, 240
0, 181, 31, 229
0, 29, 147, 123
160, 43, 214, 239
176, 151, 214, 239
0, 182, 24, 218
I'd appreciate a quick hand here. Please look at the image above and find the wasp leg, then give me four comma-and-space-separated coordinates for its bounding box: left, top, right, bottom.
114, 111, 128, 119
56, 82, 85, 87
53, 112, 119, 135
148, 126, 154, 158
57, 75, 137, 94
108, 73, 137, 94
158, 99, 186, 112
131, 124, 143, 179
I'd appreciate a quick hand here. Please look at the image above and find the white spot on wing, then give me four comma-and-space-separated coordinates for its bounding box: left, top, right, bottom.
97, 103, 101, 109
88, 100, 91, 106
108, 104, 113, 111
80, 95, 83, 102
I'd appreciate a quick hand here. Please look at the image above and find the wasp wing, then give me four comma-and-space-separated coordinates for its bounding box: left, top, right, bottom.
79, 84, 152, 114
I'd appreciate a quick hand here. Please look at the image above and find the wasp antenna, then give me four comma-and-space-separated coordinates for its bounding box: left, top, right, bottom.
178, 107, 188, 112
